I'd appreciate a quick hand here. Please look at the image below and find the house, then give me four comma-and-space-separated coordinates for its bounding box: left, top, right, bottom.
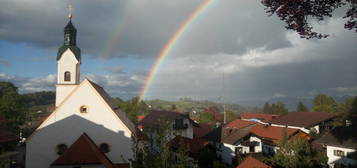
26, 14, 136, 168
193, 123, 212, 138
168, 136, 208, 157
236, 156, 271, 168
315, 126, 357, 168
239, 113, 280, 123
249, 124, 311, 155
140, 110, 198, 140
218, 119, 311, 165
269, 112, 335, 134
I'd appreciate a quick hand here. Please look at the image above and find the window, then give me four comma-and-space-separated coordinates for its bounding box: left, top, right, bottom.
80, 106, 88, 113
175, 119, 183, 127
64, 71, 71, 81
56, 144, 68, 155
334, 150, 345, 157
99, 143, 110, 153
235, 147, 242, 154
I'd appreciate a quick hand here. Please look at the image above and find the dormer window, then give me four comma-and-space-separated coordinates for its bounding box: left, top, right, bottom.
64, 71, 71, 81
80, 106, 88, 113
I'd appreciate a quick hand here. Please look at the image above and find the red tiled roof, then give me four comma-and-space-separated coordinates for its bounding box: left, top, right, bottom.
0, 127, 18, 143
137, 115, 145, 130
240, 113, 280, 122
51, 133, 115, 168
225, 119, 256, 129
141, 110, 195, 127
193, 123, 212, 138
250, 124, 299, 142
237, 156, 271, 168
168, 136, 208, 154
270, 112, 335, 127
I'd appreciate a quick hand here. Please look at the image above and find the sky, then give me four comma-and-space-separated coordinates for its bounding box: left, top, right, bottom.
0, 0, 356, 106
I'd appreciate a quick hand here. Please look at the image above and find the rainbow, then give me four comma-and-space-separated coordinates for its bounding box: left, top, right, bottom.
139, 0, 215, 100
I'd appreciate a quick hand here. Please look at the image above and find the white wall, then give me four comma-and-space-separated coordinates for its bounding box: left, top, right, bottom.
55, 84, 77, 107
26, 81, 133, 168
326, 145, 356, 168
249, 136, 262, 153
57, 49, 80, 85
270, 124, 313, 134
173, 118, 193, 139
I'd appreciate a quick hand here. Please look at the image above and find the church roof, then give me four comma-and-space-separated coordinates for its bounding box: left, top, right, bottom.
51, 133, 115, 167
57, 45, 81, 61
86, 79, 137, 135
64, 20, 76, 31
27, 79, 137, 141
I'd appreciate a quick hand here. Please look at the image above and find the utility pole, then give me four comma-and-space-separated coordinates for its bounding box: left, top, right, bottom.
223, 71, 226, 124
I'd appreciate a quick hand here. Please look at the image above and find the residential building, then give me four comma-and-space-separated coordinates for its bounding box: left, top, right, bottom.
140, 110, 198, 140
239, 113, 280, 123
269, 112, 335, 134
217, 119, 311, 165
315, 126, 357, 168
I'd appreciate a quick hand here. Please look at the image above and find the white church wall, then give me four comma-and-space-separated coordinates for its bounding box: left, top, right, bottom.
26, 80, 133, 168
57, 49, 79, 84
55, 84, 77, 106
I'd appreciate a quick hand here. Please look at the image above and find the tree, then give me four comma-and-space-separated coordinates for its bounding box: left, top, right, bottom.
132, 120, 193, 168
312, 94, 337, 113
225, 110, 237, 123
271, 102, 288, 115
271, 129, 327, 168
296, 102, 308, 112
198, 112, 215, 127
118, 97, 149, 124
262, 0, 357, 39
0, 82, 26, 130
263, 102, 272, 114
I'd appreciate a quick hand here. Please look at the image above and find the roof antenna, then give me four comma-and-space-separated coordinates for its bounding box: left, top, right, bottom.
68, 4, 73, 20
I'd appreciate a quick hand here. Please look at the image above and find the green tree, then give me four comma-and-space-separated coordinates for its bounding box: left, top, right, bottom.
225, 110, 237, 123
271, 128, 327, 168
0, 82, 26, 130
312, 94, 337, 113
263, 102, 272, 114
198, 112, 215, 126
119, 97, 149, 124
133, 120, 193, 168
348, 96, 357, 125
296, 102, 308, 112
271, 102, 288, 115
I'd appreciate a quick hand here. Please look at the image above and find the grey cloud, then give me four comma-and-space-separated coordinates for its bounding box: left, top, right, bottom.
0, 72, 144, 99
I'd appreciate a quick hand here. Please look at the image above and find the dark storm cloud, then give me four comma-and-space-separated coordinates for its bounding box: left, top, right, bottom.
0, 0, 204, 58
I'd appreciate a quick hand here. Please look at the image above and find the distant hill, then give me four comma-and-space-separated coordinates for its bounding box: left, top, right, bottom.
22, 91, 55, 107
145, 98, 261, 114
238, 95, 354, 111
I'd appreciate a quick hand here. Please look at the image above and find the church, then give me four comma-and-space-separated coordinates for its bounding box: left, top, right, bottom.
26, 12, 136, 168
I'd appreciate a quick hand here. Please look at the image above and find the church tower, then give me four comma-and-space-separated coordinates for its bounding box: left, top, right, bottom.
55, 9, 81, 106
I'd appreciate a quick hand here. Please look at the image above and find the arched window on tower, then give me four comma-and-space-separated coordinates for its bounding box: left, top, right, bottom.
64, 71, 71, 81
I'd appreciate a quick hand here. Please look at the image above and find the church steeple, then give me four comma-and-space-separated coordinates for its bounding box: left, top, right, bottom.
55, 5, 81, 106
64, 20, 77, 46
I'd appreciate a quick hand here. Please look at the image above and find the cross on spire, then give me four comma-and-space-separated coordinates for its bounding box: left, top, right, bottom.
68, 4, 73, 19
